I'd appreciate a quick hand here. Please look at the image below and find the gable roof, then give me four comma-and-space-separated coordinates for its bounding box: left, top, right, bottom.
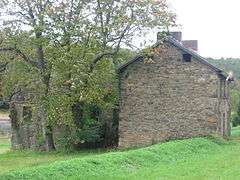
118, 37, 227, 79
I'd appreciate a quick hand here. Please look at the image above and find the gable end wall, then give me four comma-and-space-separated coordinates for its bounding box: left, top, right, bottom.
118, 43, 230, 148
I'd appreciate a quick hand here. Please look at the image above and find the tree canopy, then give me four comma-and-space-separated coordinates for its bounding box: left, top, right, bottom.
0, 0, 176, 150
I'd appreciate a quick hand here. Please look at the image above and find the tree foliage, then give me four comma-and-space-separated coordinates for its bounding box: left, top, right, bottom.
0, 0, 176, 150
207, 57, 240, 89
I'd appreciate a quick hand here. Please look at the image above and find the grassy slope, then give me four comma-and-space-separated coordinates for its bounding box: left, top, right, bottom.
1, 127, 240, 179
1, 137, 240, 180
0, 135, 105, 174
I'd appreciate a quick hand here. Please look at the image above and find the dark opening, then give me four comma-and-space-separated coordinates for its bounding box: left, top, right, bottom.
23, 106, 32, 122
183, 53, 192, 62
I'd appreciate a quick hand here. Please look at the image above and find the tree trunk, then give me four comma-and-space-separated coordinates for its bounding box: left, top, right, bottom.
35, 30, 55, 151
45, 127, 55, 151
41, 73, 55, 151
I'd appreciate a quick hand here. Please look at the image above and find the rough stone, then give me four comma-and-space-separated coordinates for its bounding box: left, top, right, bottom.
118, 42, 231, 148
10, 103, 45, 150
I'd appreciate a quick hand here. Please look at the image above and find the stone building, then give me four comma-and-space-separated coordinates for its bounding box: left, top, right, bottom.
118, 32, 232, 148
9, 32, 232, 150
9, 91, 46, 150
9, 90, 118, 150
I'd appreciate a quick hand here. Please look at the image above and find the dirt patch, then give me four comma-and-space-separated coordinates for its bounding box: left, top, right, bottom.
0, 112, 10, 136
0, 111, 9, 121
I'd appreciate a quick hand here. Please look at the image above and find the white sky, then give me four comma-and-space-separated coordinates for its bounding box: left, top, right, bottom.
168, 0, 240, 58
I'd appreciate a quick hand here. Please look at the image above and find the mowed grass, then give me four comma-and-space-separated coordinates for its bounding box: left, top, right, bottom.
0, 135, 105, 174
1, 127, 240, 179
231, 126, 240, 138
0, 136, 10, 154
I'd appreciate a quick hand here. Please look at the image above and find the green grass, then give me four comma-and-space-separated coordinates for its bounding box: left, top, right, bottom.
0, 138, 105, 174
0, 150, 106, 175
0, 135, 105, 174
231, 126, 240, 137
0, 137, 239, 179
0, 136, 10, 154
1, 128, 240, 179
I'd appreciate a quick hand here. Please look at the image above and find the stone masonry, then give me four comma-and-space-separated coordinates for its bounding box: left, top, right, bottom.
10, 102, 46, 150
118, 37, 231, 148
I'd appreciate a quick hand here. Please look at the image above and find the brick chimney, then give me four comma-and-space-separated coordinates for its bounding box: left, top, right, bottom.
169, 31, 182, 42
157, 31, 198, 52
182, 40, 198, 52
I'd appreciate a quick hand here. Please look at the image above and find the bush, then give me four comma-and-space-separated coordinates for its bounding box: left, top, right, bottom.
71, 103, 104, 149
232, 113, 240, 127
53, 103, 104, 150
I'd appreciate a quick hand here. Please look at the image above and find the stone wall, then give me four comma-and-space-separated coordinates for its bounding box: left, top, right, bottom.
10, 101, 119, 150
118, 42, 231, 148
11, 103, 45, 150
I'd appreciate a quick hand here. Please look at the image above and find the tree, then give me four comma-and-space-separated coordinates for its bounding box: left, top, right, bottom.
232, 97, 240, 127
0, 0, 176, 150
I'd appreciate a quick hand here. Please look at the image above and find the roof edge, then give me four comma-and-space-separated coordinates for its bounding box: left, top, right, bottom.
117, 37, 227, 79
118, 55, 144, 73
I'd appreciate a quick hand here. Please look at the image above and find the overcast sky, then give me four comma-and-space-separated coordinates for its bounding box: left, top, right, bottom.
168, 0, 240, 58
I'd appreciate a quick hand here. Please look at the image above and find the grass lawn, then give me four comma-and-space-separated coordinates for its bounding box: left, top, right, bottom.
0, 136, 10, 154
0, 136, 105, 174
1, 127, 240, 179
231, 126, 240, 138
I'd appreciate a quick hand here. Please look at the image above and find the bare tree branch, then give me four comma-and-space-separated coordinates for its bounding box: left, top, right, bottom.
81, 26, 93, 59
90, 51, 115, 72
0, 47, 38, 68
90, 18, 132, 72
26, 0, 36, 26
97, 0, 106, 48
7, 87, 22, 102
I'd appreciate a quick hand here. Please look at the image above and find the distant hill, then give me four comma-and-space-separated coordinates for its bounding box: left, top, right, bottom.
207, 58, 240, 79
